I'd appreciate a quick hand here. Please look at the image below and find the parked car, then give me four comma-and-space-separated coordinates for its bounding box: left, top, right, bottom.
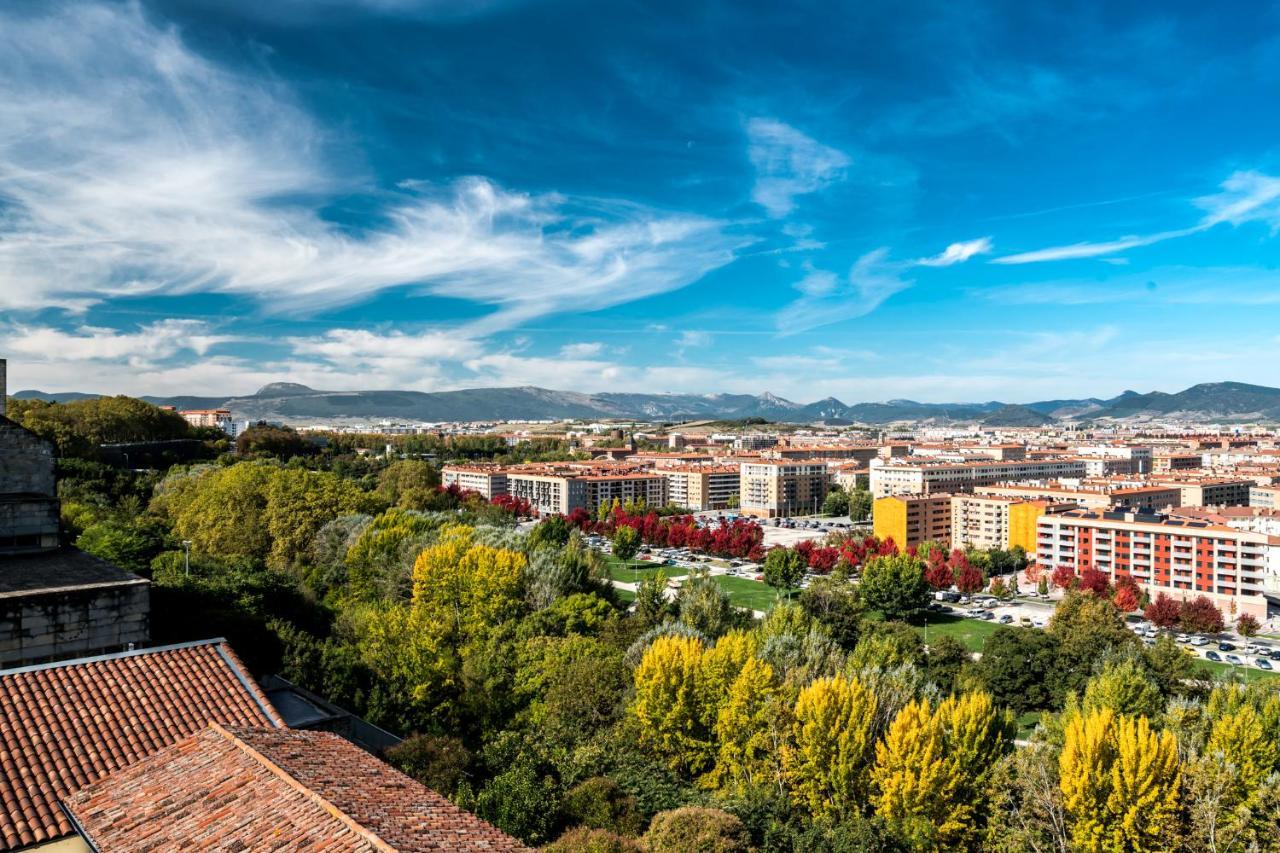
1270, 649, 1280, 661
1256, 658, 1274, 671
1175, 634, 1190, 644
998, 614, 1014, 624
980, 611, 995, 621
1190, 636, 1209, 647
1206, 651, 1223, 662
1219, 642, 1235, 652
1226, 654, 1244, 666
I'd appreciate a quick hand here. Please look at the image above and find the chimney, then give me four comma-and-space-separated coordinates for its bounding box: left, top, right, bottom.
0, 357, 6, 418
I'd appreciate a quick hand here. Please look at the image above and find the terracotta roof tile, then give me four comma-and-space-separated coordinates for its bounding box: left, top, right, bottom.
65, 725, 530, 852
0, 639, 282, 851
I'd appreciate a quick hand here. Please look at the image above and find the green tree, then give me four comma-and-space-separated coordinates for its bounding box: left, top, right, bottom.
799, 575, 864, 649
612, 525, 641, 562
977, 626, 1060, 713
375, 459, 439, 507
676, 569, 737, 638
384, 734, 471, 797
859, 553, 929, 622
559, 777, 644, 836
822, 487, 850, 517
1047, 591, 1137, 701
529, 515, 573, 551
643, 807, 750, 853
848, 489, 873, 522
1082, 657, 1165, 719
762, 548, 806, 599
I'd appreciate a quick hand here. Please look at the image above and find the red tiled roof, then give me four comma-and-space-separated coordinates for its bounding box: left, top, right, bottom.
64, 725, 530, 852
0, 639, 284, 851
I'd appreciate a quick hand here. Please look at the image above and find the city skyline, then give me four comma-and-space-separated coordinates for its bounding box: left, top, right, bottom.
4, 1, 1280, 402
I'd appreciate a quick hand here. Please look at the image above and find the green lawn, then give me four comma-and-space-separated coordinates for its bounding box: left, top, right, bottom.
1015, 712, 1042, 740
1193, 658, 1280, 681
614, 588, 636, 604
908, 612, 1001, 653
603, 555, 687, 583
709, 575, 794, 612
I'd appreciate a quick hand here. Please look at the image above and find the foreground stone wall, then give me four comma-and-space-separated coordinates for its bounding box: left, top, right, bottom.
0, 582, 150, 667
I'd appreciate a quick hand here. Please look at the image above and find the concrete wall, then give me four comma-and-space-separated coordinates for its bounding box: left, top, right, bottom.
0, 582, 150, 667
0, 419, 56, 496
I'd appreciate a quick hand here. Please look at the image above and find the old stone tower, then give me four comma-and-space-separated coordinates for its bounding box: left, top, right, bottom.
0, 358, 151, 666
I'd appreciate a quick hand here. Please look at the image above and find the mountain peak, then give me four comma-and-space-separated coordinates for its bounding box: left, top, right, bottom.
255, 382, 317, 397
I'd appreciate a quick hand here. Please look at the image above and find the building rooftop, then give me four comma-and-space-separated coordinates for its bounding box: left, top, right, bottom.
0, 638, 284, 851
64, 725, 528, 852
0, 546, 145, 598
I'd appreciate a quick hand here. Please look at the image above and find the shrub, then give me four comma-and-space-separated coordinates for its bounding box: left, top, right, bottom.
559, 777, 643, 836
644, 807, 751, 852
384, 734, 471, 798
541, 827, 644, 853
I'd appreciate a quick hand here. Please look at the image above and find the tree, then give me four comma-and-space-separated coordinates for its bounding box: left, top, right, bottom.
708, 655, 783, 796
236, 423, 313, 459
1048, 592, 1137, 700
924, 557, 955, 591
528, 515, 573, 551
822, 487, 850, 517
1037, 577, 1049, 596
384, 734, 471, 798
954, 562, 985, 594
676, 570, 737, 638
1082, 657, 1165, 719
848, 489, 873, 522
1112, 583, 1140, 613
798, 575, 864, 649
1237, 613, 1260, 637
977, 627, 1061, 713
643, 807, 750, 853
612, 525, 641, 563
783, 675, 879, 821
859, 554, 928, 622
1180, 596, 1225, 634
631, 635, 712, 776
1144, 593, 1182, 629
924, 635, 969, 695
1059, 709, 1181, 853
543, 828, 643, 853
375, 459, 439, 507
1051, 564, 1076, 590
559, 777, 643, 837
762, 547, 806, 599
871, 693, 1013, 849
473, 760, 559, 845
1077, 568, 1110, 596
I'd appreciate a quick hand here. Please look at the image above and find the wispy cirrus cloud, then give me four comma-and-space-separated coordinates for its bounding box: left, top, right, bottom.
746, 118, 850, 218
916, 237, 993, 267
0, 3, 744, 330
993, 170, 1280, 265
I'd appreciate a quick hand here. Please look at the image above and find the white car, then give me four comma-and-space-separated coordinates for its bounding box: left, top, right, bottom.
1190, 636, 1209, 647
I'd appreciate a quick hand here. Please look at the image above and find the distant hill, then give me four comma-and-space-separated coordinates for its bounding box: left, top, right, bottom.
12, 380, 1280, 425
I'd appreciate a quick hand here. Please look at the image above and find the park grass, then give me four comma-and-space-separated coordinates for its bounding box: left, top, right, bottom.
1193, 658, 1280, 682
907, 612, 1001, 653
1015, 712, 1042, 740
614, 588, 636, 604
603, 554, 687, 583
709, 575, 794, 613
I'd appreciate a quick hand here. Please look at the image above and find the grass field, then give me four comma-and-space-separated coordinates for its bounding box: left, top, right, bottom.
614, 588, 636, 603
907, 612, 1001, 653
710, 575, 793, 612
1193, 658, 1280, 681
603, 555, 687, 583
1015, 712, 1042, 740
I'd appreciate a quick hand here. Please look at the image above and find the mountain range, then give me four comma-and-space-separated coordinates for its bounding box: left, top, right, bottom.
13, 381, 1280, 425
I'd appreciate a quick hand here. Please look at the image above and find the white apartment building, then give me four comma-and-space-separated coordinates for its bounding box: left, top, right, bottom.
657, 465, 741, 511
441, 465, 510, 499
870, 457, 1088, 498
739, 461, 831, 518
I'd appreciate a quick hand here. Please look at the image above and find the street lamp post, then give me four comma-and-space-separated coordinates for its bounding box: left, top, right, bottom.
182, 540, 192, 577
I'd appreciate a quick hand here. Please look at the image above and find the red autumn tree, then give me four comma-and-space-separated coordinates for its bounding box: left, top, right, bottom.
924, 558, 955, 590
1179, 596, 1225, 634
1144, 593, 1182, 629
955, 563, 985, 594
1077, 568, 1110, 596
1237, 613, 1261, 638
1113, 584, 1140, 613
1051, 564, 1077, 590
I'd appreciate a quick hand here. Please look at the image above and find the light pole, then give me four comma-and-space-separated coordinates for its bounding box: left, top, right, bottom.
182, 540, 192, 577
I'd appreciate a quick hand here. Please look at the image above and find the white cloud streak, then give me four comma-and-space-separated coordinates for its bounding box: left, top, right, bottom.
746, 118, 850, 218
993, 170, 1280, 265
0, 3, 743, 329
915, 236, 993, 267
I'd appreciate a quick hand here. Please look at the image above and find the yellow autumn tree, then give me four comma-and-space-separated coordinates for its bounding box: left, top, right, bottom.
698, 629, 760, 727
1060, 708, 1181, 853
783, 674, 878, 821
872, 692, 1013, 849
706, 655, 784, 795
410, 524, 526, 639
1205, 705, 1278, 780
633, 635, 713, 775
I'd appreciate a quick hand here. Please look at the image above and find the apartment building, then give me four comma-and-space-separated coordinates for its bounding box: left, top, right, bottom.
978, 482, 1181, 512
178, 408, 237, 437
950, 494, 1073, 551
739, 461, 831, 518
1250, 485, 1280, 509
870, 457, 1088, 498
441, 464, 510, 499
657, 465, 740, 511
1152, 452, 1204, 472
1153, 476, 1253, 507
1036, 509, 1280, 619
505, 466, 666, 515
765, 445, 881, 463
874, 494, 952, 550
1073, 445, 1152, 474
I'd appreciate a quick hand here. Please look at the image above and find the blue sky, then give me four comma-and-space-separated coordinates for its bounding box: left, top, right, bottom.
3, 0, 1280, 402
